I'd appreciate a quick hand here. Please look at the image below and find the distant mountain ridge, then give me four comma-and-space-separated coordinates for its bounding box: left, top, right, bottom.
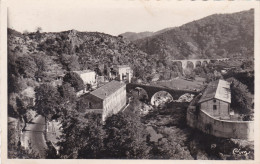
131, 9, 254, 60
119, 31, 154, 42
119, 27, 175, 42
8, 9, 254, 84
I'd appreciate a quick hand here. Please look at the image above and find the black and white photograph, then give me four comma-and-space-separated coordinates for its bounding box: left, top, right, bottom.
2, 0, 260, 162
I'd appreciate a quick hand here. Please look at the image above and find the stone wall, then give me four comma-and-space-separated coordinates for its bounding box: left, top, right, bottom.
187, 106, 254, 141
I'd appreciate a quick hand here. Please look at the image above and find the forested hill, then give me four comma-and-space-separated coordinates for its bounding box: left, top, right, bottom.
119, 27, 174, 42
8, 9, 254, 87
133, 9, 254, 60
119, 31, 154, 42
8, 28, 152, 84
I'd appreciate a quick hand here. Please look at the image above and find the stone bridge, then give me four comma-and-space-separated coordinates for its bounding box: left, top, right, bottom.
126, 83, 199, 103
172, 58, 230, 69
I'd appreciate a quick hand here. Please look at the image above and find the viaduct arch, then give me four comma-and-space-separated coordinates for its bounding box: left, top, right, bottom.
172, 58, 230, 70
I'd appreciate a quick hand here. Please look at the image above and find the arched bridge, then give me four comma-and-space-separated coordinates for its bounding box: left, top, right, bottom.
172, 58, 230, 69
126, 83, 200, 103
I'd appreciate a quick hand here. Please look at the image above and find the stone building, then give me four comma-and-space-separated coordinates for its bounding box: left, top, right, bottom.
110, 65, 133, 83
198, 79, 231, 119
74, 70, 97, 88
186, 79, 254, 141
81, 80, 126, 121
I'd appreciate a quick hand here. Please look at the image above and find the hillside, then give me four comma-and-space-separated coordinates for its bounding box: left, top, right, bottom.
8, 9, 254, 90
133, 9, 254, 60
120, 27, 175, 42
119, 31, 154, 42
8, 29, 151, 83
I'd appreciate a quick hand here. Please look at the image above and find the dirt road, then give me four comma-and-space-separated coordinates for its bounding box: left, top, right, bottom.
23, 115, 47, 158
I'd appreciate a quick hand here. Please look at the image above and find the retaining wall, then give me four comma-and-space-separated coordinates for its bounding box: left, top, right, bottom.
187, 107, 254, 141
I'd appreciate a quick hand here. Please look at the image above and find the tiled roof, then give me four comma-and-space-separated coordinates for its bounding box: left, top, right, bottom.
198, 79, 231, 104
90, 80, 125, 100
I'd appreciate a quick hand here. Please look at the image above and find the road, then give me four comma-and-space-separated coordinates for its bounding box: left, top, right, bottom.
23, 115, 47, 158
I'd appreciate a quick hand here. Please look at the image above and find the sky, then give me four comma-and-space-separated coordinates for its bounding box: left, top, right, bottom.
7, 0, 257, 36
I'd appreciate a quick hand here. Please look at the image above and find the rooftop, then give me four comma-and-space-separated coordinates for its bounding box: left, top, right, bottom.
90, 80, 125, 99
198, 79, 231, 104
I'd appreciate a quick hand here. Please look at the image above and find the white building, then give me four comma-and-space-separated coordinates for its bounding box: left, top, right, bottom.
110, 65, 133, 83
74, 70, 97, 87
80, 81, 126, 121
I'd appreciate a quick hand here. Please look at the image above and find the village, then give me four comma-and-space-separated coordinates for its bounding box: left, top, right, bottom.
6, 5, 256, 160
8, 57, 253, 160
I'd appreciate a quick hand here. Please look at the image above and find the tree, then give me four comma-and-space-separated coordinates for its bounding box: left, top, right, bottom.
60, 54, 80, 71
32, 53, 63, 82
58, 82, 76, 103
35, 27, 42, 41
57, 83, 77, 115
36, 27, 42, 33
16, 97, 27, 122
227, 78, 253, 114
16, 56, 37, 78
184, 69, 195, 80
58, 112, 105, 159
34, 84, 60, 120
63, 72, 84, 92
103, 112, 150, 159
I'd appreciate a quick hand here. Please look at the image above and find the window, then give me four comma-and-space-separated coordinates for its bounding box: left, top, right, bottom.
213, 105, 217, 110
213, 99, 216, 103
89, 102, 92, 108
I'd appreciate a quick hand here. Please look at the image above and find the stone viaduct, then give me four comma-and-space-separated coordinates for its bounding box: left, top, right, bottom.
172, 58, 230, 70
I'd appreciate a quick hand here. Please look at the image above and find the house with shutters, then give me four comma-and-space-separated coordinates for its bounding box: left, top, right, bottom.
79, 80, 126, 121
198, 79, 231, 119
187, 79, 254, 140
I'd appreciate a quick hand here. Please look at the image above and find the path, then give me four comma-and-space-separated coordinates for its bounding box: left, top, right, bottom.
22, 115, 47, 158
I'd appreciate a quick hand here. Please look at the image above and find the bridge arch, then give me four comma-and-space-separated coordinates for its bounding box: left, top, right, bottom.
173, 61, 183, 69
134, 87, 149, 102
186, 61, 195, 69
202, 61, 208, 67
151, 91, 173, 106
174, 93, 195, 102
195, 61, 202, 67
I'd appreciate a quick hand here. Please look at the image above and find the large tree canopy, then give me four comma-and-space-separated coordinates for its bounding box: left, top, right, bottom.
63, 72, 84, 92
227, 78, 253, 115
103, 112, 150, 159
58, 112, 105, 159
34, 84, 61, 119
